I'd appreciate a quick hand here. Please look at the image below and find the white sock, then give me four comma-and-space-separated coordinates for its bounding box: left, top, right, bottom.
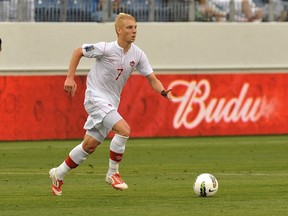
56, 142, 89, 180
108, 159, 119, 176
55, 161, 70, 180
107, 134, 129, 176
68, 142, 89, 165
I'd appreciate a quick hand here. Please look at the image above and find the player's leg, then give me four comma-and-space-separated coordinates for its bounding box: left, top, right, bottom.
241, 0, 253, 21
108, 118, 130, 177
49, 134, 102, 196
103, 111, 130, 190
56, 134, 101, 178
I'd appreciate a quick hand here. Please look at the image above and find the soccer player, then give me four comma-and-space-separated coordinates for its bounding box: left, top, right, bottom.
49, 13, 172, 195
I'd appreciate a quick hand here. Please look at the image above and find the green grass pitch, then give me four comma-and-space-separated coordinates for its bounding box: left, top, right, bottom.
0, 135, 287, 216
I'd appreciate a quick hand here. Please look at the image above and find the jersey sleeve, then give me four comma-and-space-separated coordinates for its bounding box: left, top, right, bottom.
136, 50, 153, 76
82, 42, 106, 58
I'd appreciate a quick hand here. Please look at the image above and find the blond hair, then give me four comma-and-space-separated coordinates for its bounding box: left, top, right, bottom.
114, 13, 136, 35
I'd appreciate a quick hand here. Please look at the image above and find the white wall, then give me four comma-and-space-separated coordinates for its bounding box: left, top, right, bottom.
1, 22, 288, 73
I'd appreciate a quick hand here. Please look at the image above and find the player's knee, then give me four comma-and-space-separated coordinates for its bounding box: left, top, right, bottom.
82, 135, 101, 154
119, 125, 131, 137
112, 119, 131, 137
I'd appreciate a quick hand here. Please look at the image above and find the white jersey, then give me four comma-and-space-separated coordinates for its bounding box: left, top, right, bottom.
82, 41, 153, 109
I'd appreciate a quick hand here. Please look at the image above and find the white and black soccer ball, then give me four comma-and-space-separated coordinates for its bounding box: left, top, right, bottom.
193, 173, 219, 197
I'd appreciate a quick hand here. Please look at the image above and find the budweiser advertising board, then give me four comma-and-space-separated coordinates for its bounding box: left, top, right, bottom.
120, 73, 288, 137
0, 73, 287, 140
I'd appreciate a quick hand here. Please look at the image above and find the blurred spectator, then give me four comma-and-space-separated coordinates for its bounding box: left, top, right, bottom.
0, 38, 2, 52
20, 0, 35, 21
261, 0, 287, 21
212, 0, 264, 21
91, 0, 121, 22
0, 0, 10, 21
196, 0, 228, 21
98, 0, 122, 11
9, 0, 34, 22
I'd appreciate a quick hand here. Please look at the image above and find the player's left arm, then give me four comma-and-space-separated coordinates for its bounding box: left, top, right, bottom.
145, 73, 172, 100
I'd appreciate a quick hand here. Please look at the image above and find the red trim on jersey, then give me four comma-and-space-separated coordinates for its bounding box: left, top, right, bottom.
65, 156, 78, 168
110, 150, 123, 162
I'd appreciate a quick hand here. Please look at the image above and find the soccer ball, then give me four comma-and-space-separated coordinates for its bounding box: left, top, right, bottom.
193, 173, 218, 197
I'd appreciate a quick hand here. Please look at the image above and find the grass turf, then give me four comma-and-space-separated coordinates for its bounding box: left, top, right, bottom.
0, 135, 287, 216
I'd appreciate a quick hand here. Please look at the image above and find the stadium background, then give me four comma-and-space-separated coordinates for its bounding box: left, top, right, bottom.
1, 22, 288, 140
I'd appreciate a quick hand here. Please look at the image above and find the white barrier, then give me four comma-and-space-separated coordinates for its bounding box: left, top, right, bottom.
1, 22, 288, 73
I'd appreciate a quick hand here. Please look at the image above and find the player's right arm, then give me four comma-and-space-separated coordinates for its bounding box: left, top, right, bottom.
64, 47, 83, 97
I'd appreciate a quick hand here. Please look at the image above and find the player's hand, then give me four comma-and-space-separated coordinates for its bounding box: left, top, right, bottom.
161, 89, 172, 100
64, 77, 77, 97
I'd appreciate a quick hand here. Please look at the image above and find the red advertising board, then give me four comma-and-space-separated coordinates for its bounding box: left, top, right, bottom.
0, 73, 287, 140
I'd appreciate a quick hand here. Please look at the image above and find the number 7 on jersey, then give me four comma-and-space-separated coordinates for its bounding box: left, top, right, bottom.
116, 68, 124, 80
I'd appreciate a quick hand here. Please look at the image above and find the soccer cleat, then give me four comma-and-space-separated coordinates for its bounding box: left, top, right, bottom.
106, 172, 128, 190
49, 168, 64, 196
